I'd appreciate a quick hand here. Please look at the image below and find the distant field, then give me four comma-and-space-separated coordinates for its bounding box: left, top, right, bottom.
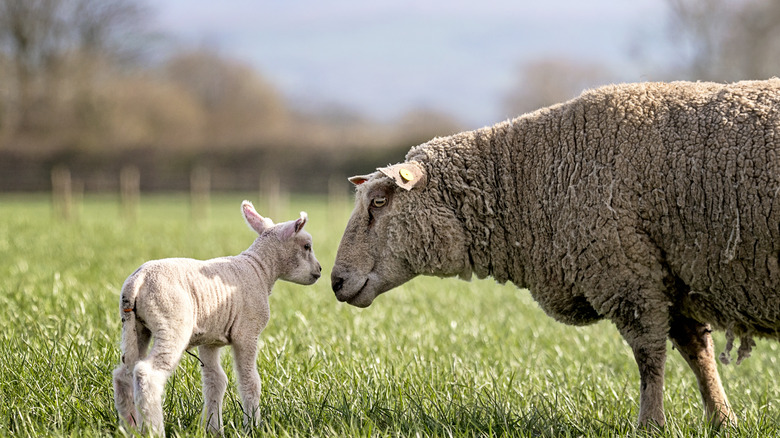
1, 193, 779, 437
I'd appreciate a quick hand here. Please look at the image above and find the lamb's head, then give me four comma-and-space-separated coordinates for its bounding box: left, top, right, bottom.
331, 161, 470, 307
241, 201, 322, 285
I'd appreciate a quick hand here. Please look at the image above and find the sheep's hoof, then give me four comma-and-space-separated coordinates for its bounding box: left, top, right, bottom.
636, 418, 665, 435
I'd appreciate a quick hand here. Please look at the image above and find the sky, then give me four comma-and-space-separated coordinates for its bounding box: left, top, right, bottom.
153, 0, 673, 128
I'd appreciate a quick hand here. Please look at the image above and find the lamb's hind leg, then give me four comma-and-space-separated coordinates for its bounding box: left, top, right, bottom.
133, 330, 190, 436
113, 365, 137, 427
669, 315, 736, 427
199, 345, 227, 434
113, 321, 152, 427
232, 341, 262, 430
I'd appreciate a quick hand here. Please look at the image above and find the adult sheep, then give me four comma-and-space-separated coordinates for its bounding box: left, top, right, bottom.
331, 79, 780, 428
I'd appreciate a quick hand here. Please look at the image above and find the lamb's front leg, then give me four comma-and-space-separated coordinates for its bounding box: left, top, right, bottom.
232, 341, 262, 430
199, 345, 227, 434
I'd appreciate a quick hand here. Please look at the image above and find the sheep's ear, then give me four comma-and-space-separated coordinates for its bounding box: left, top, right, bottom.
348, 174, 372, 186
242, 200, 273, 235
278, 211, 307, 241
378, 161, 426, 191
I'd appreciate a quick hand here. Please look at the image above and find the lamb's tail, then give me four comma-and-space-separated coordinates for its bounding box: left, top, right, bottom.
119, 272, 144, 365
113, 269, 144, 427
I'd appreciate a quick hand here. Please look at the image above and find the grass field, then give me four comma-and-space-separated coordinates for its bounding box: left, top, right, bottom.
1, 193, 780, 437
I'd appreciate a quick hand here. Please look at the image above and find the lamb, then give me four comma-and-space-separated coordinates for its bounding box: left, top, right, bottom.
112, 201, 321, 436
331, 79, 780, 429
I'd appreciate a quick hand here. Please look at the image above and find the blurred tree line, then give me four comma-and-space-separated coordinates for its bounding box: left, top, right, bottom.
1, 0, 778, 192
0, 0, 461, 192
502, 0, 780, 116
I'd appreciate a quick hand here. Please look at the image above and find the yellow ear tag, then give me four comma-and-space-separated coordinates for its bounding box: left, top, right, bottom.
399, 168, 414, 182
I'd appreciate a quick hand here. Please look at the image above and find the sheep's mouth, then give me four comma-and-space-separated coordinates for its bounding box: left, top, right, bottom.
345, 278, 371, 307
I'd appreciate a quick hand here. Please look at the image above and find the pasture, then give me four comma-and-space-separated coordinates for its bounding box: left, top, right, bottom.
1, 193, 779, 437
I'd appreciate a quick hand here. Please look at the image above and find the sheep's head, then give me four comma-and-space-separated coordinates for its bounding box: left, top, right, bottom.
331, 161, 470, 307
242, 201, 322, 285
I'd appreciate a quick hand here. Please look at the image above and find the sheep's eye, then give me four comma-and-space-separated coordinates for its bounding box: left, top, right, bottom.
304, 243, 312, 251
371, 197, 387, 208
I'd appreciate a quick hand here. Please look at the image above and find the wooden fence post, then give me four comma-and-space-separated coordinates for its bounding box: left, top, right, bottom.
260, 172, 287, 220
190, 166, 210, 224
120, 165, 140, 222
329, 174, 349, 222
52, 165, 73, 220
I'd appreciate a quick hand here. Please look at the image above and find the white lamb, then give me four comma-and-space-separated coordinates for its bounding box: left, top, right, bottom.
112, 200, 321, 436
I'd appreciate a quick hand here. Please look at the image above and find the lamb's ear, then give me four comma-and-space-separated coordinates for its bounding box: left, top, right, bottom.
348, 174, 372, 186
241, 200, 273, 235
278, 211, 308, 241
378, 161, 426, 191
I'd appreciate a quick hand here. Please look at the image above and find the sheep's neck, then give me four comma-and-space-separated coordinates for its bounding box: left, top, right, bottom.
415, 121, 530, 288
237, 241, 279, 291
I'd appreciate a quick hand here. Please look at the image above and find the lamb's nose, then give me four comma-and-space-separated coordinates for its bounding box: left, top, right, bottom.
331, 275, 344, 293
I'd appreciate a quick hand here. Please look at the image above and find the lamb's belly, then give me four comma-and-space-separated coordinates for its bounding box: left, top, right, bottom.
188, 295, 236, 347
188, 328, 230, 348
189, 314, 233, 347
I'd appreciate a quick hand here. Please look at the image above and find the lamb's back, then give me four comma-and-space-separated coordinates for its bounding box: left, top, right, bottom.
132, 257, 267, 346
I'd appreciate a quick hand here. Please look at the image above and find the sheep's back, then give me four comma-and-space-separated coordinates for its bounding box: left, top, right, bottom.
635, 80, 780, 335
549, 80, 780, 336
407, 79, 780, 335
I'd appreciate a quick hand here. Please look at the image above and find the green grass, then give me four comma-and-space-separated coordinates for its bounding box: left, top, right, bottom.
1, 193, 780, 437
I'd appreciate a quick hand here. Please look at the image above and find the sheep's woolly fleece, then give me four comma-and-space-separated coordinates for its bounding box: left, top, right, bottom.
402, 79, 780, 364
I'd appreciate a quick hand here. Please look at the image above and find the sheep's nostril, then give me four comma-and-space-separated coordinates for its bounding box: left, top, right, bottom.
318, 264, 322, 273
332, 276, 344, 293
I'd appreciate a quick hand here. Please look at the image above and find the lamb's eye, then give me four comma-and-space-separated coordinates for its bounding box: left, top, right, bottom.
372, 197, 387, 208
304, 243, 312, 251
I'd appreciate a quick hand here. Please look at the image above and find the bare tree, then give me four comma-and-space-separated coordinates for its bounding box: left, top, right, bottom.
69, 0, 149, 63
0, 0, 149, 149
503, 57, 615, 117
665, 0, 780, 81
164, 50, 288, 148
665, 0, 733, 80
0, 0, 63, 129
395, 108, 462, 145
720, 0, 780, 80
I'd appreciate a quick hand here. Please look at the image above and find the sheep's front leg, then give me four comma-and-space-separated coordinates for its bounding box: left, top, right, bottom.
586, 238, 672, 429
669, 315, 736, 427
232, 342, 262, 430
199, 345, 227, 434
629, 338, 667, 428
606, 286, 670, 429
